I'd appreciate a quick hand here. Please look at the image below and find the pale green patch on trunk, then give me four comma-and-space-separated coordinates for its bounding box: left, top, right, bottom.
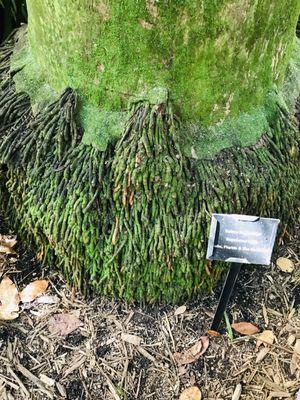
9, 0, 300, 156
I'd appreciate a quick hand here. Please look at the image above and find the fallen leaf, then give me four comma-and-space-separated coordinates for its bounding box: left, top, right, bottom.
121, 333, 142, 346
20, 280, 49, 303
231, 322, 259, 336
48, 313, 82, 336
179, 386, 202, 400
0, 277, 20, 320
174, 305, 187, 316
256, 330, 275, 348
276, 257, 295, 273
0, 235, 17, 255
207, 329, 222, 337
173, 336, 209, 365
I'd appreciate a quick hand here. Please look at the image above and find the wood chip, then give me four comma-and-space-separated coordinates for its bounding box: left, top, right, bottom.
56, 382, 67, 397
121, 333, 142, 346
36, 294, 60, 304
137, 346, 156, 363
268, 391, 292, 398
16, 363, 53, 398
232, 383, 242, 400
63, 356, 86, 377
290, 339, 300, 374
256, 347, 270, 363
39, 374, 55, 387
287, 334, 296, 346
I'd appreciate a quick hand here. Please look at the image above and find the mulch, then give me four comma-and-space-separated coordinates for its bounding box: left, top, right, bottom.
0, 216, 299, 400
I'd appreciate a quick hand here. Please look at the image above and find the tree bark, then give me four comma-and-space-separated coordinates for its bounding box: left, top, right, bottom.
0, 1, 299, 302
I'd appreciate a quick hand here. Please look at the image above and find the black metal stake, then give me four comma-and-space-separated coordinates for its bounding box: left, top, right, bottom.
211, 262, 242, 332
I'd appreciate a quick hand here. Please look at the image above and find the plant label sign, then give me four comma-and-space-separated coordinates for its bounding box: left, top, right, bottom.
206, 214, 280, 265
206, 214, 280, 331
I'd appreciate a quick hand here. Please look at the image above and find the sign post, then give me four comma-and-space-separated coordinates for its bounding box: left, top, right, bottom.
206, 214, 280, 332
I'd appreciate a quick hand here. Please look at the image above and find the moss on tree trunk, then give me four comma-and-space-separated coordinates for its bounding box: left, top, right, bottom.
0, 2, 299, 302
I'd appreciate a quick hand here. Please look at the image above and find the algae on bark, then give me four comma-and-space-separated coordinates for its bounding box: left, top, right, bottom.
12, 0, 300, 156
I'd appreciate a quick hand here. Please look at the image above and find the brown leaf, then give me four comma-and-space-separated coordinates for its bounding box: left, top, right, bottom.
0, 235, 17, 255
173, 336, 209, 365
232, 322, 259, 336
20, 280, 49, 303
256, 330, 275, 348
276, 257, 295, 273
179, 386, 202, 400
207, 329, 222, 337
0, 277, 20, 320
48, 313, 82, 336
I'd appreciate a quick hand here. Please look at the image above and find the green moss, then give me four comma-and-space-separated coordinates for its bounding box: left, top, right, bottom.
10, 23, 300, 157
1, 33, 299, 302
25, 0, 299, 123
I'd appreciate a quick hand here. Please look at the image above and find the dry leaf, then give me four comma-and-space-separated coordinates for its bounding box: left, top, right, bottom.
276, 257, 295, 273
48, 313, 82, 336
0, 235, 17, 255
173, 336, 209, 365
121, 333, 142, 346
179, 386, 202, 400
207, 329, 222, 337
175, 305, 187, 316
256, 330, 275, 348
20, 280, 49, 303
0, 277, 20, 320
231, 322, 259, 335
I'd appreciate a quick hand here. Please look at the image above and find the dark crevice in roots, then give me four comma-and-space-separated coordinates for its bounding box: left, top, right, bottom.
0, 34, 299, 302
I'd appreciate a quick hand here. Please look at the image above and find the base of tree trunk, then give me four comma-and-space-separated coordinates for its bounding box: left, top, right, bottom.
0, 32, 299, 303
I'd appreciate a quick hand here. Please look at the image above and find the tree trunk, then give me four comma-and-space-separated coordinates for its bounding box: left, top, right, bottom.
0, 1, 299, 302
